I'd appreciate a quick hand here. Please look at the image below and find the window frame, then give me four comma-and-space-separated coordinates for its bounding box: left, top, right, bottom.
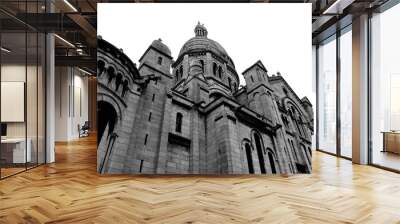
175, 112, 183, 133
315, 24, 353, 161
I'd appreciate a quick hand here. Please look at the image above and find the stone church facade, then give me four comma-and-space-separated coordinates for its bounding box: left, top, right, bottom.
97, 23, 313, 175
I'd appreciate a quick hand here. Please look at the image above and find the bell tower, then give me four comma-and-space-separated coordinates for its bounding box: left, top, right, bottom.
139, 38, 172, 77
243, 60, 276, 124
242, 60, 269, 92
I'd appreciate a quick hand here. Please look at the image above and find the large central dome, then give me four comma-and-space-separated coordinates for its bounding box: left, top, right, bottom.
178, 22, 235, 68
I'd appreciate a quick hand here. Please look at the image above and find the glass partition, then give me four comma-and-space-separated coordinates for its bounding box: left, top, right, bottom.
27, 31, 38, 169
371, 3, 400, 171
0, 2, 46, 179
1, 31, 28, 177
317, 35, 337, 154
339, 27, 352, 158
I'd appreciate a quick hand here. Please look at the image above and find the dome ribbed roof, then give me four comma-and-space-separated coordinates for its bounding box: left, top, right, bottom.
179, 37, 229, 59
178, 23, 235, 68
151, 38, 171, 56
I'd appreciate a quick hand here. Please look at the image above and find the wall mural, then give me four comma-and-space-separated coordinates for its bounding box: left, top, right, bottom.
97, 23, 313, 175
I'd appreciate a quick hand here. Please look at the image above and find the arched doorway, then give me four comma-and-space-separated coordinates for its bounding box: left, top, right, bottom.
244, 143, 254, 174
97, 101, 117, 145
254, 133, 266, 174
267, 151, 277, 174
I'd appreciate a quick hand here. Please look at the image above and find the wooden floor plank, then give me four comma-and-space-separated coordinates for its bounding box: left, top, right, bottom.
0, 135, 399, 223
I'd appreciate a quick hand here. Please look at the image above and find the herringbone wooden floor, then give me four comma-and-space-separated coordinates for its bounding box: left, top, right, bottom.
1, 135, 400, 224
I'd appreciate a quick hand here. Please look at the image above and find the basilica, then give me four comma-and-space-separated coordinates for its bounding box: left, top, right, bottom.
97, 23, 313, 174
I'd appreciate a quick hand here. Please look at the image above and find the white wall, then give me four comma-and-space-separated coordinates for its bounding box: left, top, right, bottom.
1, 65, 26, 137
1, 65, 38, 138
1, 63, 46, 164
55, 66, 89, 141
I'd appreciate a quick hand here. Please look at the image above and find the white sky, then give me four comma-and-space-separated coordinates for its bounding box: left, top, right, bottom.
98, 3, 312, 101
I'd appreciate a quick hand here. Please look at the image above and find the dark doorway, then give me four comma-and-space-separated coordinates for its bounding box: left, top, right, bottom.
245, 143, 254, 174
254, 133, 266, 174
295, 163, 308, 173
268, 151, 277, 174
97, 101, 117, 145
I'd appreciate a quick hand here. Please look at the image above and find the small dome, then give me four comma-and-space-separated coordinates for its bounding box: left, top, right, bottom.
151, 38, 171, 56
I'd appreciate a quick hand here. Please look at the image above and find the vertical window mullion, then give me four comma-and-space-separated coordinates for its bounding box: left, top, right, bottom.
0, 21, 2, 179
36, 0, 39, 167
25, 1, 28, 171
336, 30, 341, 157
316, 45, 319, 151
367, 12, 373, 165
36, 19, 39, 167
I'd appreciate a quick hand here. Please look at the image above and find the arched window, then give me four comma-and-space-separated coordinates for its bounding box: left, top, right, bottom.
107, 66, 115, 83
115, 73, 123, 91
218, 66, 222, 78
281, 115, 286, 127
175, 70, 179, 81
290, 140, 298, 161
175, 113, 183, 133
253, 132, 266, 174
213, 63, 217, 76
250, 76, 254, 83
157, 57, 163, 65
256, 68, 262, 81
295, 119, 302, 136
244, 143, 254, 174
200, 60, 204, 73
299, 117, 307, 137
122, 80, 129, 97
97, 101, 117, 145
179, 66, 183, 78
282, 87, 288, 95
228, 77, 232, 90
267, 151, 277, 174
281, 115, 289, 128
97, 60, 105, 76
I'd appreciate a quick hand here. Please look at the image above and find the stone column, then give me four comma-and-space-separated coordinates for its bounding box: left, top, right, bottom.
190, 107, 200, 173
156, 94, 173, 173
224, 111, 242, 174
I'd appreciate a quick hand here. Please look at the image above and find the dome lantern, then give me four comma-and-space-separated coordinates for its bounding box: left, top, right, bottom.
194, 22, 208, 38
